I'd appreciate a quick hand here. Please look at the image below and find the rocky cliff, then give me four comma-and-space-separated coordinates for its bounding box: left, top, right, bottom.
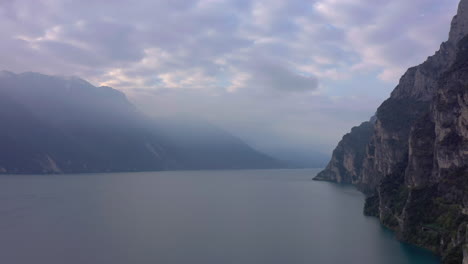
315, 0, 468, 263
314, 120, 374, 185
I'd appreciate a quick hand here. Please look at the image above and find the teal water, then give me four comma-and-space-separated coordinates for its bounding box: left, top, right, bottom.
0, 169, 439, 264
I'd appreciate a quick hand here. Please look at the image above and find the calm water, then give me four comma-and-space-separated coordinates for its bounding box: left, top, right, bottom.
0, 169, 439, 264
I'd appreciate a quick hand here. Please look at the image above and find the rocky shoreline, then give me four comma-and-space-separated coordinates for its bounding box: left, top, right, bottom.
315, 1, 468, 263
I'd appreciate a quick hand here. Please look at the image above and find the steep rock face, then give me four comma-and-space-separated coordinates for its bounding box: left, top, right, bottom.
395, 33, 468, 264
404, 114, 436, 188
358, 97, 430, 193
316, 0, 468, 189
316, 0, 468, 263
433, 37, 468, 178
314, 121, 374, 184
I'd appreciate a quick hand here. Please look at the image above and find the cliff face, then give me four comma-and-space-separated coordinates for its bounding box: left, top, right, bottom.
314, 121, 374, 184
315, 1, 468, 263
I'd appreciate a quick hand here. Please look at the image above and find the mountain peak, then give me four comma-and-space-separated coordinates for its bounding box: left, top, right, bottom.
0, 70, 15, 78
318, 0, 468, 261
449, 0, 468, 43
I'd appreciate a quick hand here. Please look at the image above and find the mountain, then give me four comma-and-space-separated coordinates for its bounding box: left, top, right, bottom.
314, 120, 375, 183
270, 148, 330, 168
0, 71, 282, 174
150, 118, 285, 170
315, 0, 468, 263
247, 145, 329, 169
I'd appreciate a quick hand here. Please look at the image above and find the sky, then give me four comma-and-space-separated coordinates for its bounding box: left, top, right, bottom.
0, 0, 461, 158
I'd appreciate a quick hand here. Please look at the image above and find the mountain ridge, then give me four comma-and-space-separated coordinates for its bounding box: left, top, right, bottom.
0, 71, 283, 174
315, 0, 468, 263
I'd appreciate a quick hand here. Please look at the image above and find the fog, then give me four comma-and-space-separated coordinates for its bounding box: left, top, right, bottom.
0, 0, 460, 166
126, 86, 376, 167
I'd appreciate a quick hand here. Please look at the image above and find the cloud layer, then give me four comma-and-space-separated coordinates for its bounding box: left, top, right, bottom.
0, 0, 460, 154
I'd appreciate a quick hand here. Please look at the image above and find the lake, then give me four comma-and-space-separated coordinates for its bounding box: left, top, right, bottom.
0, 169, 439, 264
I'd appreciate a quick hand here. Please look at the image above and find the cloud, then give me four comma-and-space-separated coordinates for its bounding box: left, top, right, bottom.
0, 0, 458, 88
126, 84, 379, 151
314, 0, 459, 81
0, 0, 461, 153
240, 58, 319, 92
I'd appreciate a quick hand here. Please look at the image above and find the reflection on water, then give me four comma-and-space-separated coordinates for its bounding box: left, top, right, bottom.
0, 169, 439, 264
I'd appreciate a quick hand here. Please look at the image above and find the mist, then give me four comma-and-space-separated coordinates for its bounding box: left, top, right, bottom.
126, 86, 376, 167
0, 0, 460, 167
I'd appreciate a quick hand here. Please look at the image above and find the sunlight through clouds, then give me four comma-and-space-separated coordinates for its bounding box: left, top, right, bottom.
0, 0, 460, 153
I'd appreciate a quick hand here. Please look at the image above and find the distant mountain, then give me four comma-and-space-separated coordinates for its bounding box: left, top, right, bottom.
259, 147, 329, 169
0, 71, 282, 174
151, 118, 285, 170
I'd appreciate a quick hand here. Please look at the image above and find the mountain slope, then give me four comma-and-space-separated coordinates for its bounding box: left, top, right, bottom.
0, 71, 282, 173
315, 1, 468, 263
151, 118, 284, 170
314, 120, 374, 183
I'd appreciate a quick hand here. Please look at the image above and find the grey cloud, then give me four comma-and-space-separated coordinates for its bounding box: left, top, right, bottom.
247, 59, 319, 92
63, 21, 144, 62
39, 40, 105, 66
316, 0, 459, 79
2, 0, 458, 84
0, 0, 461, 154
125, 83, 378, 156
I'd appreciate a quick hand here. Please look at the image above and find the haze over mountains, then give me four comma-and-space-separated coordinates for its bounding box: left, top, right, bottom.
0, 71, 284, 174
3, 0, 468, 263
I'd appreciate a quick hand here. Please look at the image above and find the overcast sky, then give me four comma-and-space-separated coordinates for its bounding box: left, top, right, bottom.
0, 0, 461, 156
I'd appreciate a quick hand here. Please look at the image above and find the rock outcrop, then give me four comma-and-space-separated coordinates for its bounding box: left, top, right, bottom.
314, 120, 374, 185
315, 1, 468, 263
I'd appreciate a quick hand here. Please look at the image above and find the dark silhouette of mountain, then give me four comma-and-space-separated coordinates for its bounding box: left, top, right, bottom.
315, 1, 468, 263
0, 71, 282, 174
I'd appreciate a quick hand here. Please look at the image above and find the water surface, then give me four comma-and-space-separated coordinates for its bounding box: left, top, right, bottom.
0, 169, 439, 264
